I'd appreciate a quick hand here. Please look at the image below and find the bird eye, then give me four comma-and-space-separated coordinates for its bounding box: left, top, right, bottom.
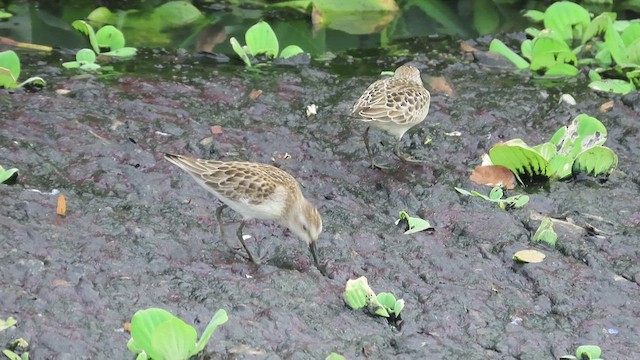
302, 224, 308, 232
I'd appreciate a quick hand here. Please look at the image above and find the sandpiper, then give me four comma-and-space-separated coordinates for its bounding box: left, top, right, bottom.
164, 153, 323, 268
351, 64, 431, 168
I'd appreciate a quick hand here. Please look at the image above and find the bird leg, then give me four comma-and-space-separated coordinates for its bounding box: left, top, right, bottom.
216, 205, 256, 262
236, 221, 258, 264
215, 204, 233, 249
393, 138, 425, 163
363, 126, 391, 169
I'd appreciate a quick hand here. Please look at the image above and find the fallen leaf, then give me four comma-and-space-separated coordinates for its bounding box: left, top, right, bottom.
55, 89, 71, 95
460, 41, 477, 53
599, 100, 614, 112
429, 76, 454, 96
123, 322, 131, 332
211, 125, 223, 135
53, 279, 73, 287
513, 249, 545, 263
470, 165, 516, 189
306, 104, 317, 117
57, 194, 67, 216
560, 94, 576, 106
249, 89, 262, 100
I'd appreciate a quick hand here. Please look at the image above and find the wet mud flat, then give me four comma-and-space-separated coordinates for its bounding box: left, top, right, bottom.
1, 44, 639, 359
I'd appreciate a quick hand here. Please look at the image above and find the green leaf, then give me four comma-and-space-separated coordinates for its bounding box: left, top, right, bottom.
530, 35, 577, 71
95, 25, 126, 51
395, 211, 433, 234
325, 353, 347, 360
153, 1, 203, 27
376, 292, 397, 310
230, 37, 251, 66
279, 45, 305, 59
605, 23, 628, 65
130, 308, 178, 360
79, 63, 102, 71
0, 316, 17, 330
543, 1, 591, 42
521, 39, 533, 60
192, 309, 228, 355
473, 0, 499, 36
393, 299, 405, 316
101, 47, 137, 57
532, 217, 557, 247
625, 38, 640, 64
0, 67, 18, 88
245, 21, 279, 57
72, 20, 100, 54
589, 79, 636, 94
0, 10, 13, 19
343, 277, 375, 310
16, 76, 46, 88
532, 142, 557, 161
573, 145, 618, 176
621, 22, 640, 46
127, 338, 144, 355
488, 186, 503, 201
0, 50, 20, 81
582, 12, 616, 44
150, 317, 197, 360
489, 139, 551, 179
86, 6, 115, 24
523, 10, 545, 23
2, 350, 21, 360
62, 62, 81, 69
0, 166, 18, 184
575, 345, 602, 359
268, 1, 313, 13
544, 63, 579, 76
489, 39, 530, 69
588, 69, 602, 81
76, 48, 96, 63
507, 195, 530, 208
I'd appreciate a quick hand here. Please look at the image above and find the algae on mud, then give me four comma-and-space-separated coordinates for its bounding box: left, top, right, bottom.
0, 37, 639, 359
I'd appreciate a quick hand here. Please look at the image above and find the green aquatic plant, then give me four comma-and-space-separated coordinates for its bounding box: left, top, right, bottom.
0, 51, 45, 89
487, 114, 618, 183
455, 186, 529, 210
395, 210, 433, 234
343, 276, 404, 324
325, 353, 346, 360
62, 48, 102, 71
72, 20, 137, 57
127, 308, 228, 360
0, 165, 18, 184
560, 344, 603, 360
230, 21, 305, 67
489, 1, 640, 94
532, 217, 557, 247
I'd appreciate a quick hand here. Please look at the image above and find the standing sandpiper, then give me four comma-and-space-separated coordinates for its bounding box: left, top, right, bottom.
351, 64, 431, 168
164, 153, 323, 269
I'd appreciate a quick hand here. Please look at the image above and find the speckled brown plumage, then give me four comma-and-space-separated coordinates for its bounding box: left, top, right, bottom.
351, 64, 431, 167
164, 153, 323, 268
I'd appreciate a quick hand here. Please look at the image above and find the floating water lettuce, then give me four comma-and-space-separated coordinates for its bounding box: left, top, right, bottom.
127, 308, 227, 360
395, 211, 433, 234
488, 114, 617, 183
72, 20, 137, 57
230, 21, 305, 67
455, 186, 529, 210
0, 165, 19, 184
489, 1, 640, 93
0, 50, 45, 89
343, 276, 404, 322
532, 217, 557, 247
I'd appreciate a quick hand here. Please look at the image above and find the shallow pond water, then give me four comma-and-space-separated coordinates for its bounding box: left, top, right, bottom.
0, 35, 639, 359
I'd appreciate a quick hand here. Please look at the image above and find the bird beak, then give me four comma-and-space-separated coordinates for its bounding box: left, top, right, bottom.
309, 241, 319, 267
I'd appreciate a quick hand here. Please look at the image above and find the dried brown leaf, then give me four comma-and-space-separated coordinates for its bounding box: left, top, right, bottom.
470, 165, 516, 189
249, 89, 263, 100
599, 100, 614, 112
429, 76, 454, 96
211, 125, 223, 135
56, 194, 67, 216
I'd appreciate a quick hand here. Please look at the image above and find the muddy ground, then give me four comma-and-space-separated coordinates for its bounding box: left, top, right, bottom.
1, 39, 639, 359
